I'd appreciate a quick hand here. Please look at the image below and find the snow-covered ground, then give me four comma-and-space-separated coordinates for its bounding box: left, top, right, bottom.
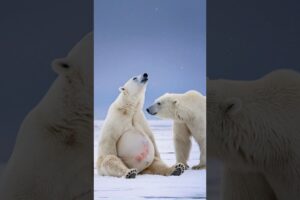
94, 120, 206, 200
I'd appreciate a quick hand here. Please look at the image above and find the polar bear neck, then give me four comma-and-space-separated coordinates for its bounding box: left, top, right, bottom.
31, 77, 92, 139
115, 93, 144, 117
174, 102, 195, 122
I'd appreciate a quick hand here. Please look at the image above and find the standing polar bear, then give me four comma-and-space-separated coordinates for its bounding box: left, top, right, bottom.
96, 73, 185, 178
207, 69, 300, 200
147, 90, 206, 169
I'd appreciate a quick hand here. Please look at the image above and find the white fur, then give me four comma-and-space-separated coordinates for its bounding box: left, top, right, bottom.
208, 69, 300, 199
117, 129, 155, 172
97, 75, 182, 177
0, 33, 93, 200
149, 90, 206, 169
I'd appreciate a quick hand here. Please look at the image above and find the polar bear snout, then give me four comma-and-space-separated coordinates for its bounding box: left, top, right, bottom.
146, 105, 157, 115
141, 73, 148, 83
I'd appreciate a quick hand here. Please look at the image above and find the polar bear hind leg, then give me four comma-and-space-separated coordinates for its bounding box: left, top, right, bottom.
141, 157, 185, 176
97, 155, 137, 178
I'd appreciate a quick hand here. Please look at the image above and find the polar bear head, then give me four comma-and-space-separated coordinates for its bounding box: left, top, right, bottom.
147, 93, 192, 121
52, 32, 93, 91
118, 73, 148, 104
146, 93, 176, 119
44, 32, 93, 117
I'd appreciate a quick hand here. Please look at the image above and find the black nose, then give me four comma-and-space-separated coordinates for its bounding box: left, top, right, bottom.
143, 73, 148, 78
146, 108, 150, 113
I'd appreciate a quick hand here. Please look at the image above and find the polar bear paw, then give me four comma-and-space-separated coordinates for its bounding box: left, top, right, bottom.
125, 168, 137, 179
183, 163, 190, 170
171, 163, 185, 176
192, 164, 206, 170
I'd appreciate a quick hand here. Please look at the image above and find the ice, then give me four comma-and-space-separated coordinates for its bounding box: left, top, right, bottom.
94, 120, 206, 200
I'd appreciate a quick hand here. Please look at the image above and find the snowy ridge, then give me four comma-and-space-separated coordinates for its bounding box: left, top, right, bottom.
94, 120, 206, 200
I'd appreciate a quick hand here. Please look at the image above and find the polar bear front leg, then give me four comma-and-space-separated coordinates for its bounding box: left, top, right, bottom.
192, 136, 206, 170
140, 157, 185, 176
97, 155, 137, 178
173, 122, 191, 169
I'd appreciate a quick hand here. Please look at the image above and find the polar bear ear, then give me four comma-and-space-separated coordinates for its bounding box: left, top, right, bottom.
221, 98, 242, 115
52, 58, 70, 74
119, 87, 125, 92
119, 87, 128, 95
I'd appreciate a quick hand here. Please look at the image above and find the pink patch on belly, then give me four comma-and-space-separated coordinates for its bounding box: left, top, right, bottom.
135, 140, 149, 162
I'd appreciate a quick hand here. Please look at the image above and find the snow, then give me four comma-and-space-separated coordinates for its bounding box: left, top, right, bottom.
94, 120, 206, 200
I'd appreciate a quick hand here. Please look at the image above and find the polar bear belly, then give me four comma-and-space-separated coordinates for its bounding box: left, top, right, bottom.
117, 130, 154, 172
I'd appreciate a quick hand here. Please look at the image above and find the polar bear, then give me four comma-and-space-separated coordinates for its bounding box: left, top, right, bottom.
147, 90, 206, 170
0, 33, 93, 200
96, 73, 185, 178
207, 69, 300, 200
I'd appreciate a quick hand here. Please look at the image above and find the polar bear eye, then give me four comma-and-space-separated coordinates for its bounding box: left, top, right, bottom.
133, 77, 137, 80
61, 63, 70, 69
157, 102, 161, 106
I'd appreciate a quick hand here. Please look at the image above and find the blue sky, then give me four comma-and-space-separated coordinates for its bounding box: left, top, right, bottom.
94, 0, 206, 119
